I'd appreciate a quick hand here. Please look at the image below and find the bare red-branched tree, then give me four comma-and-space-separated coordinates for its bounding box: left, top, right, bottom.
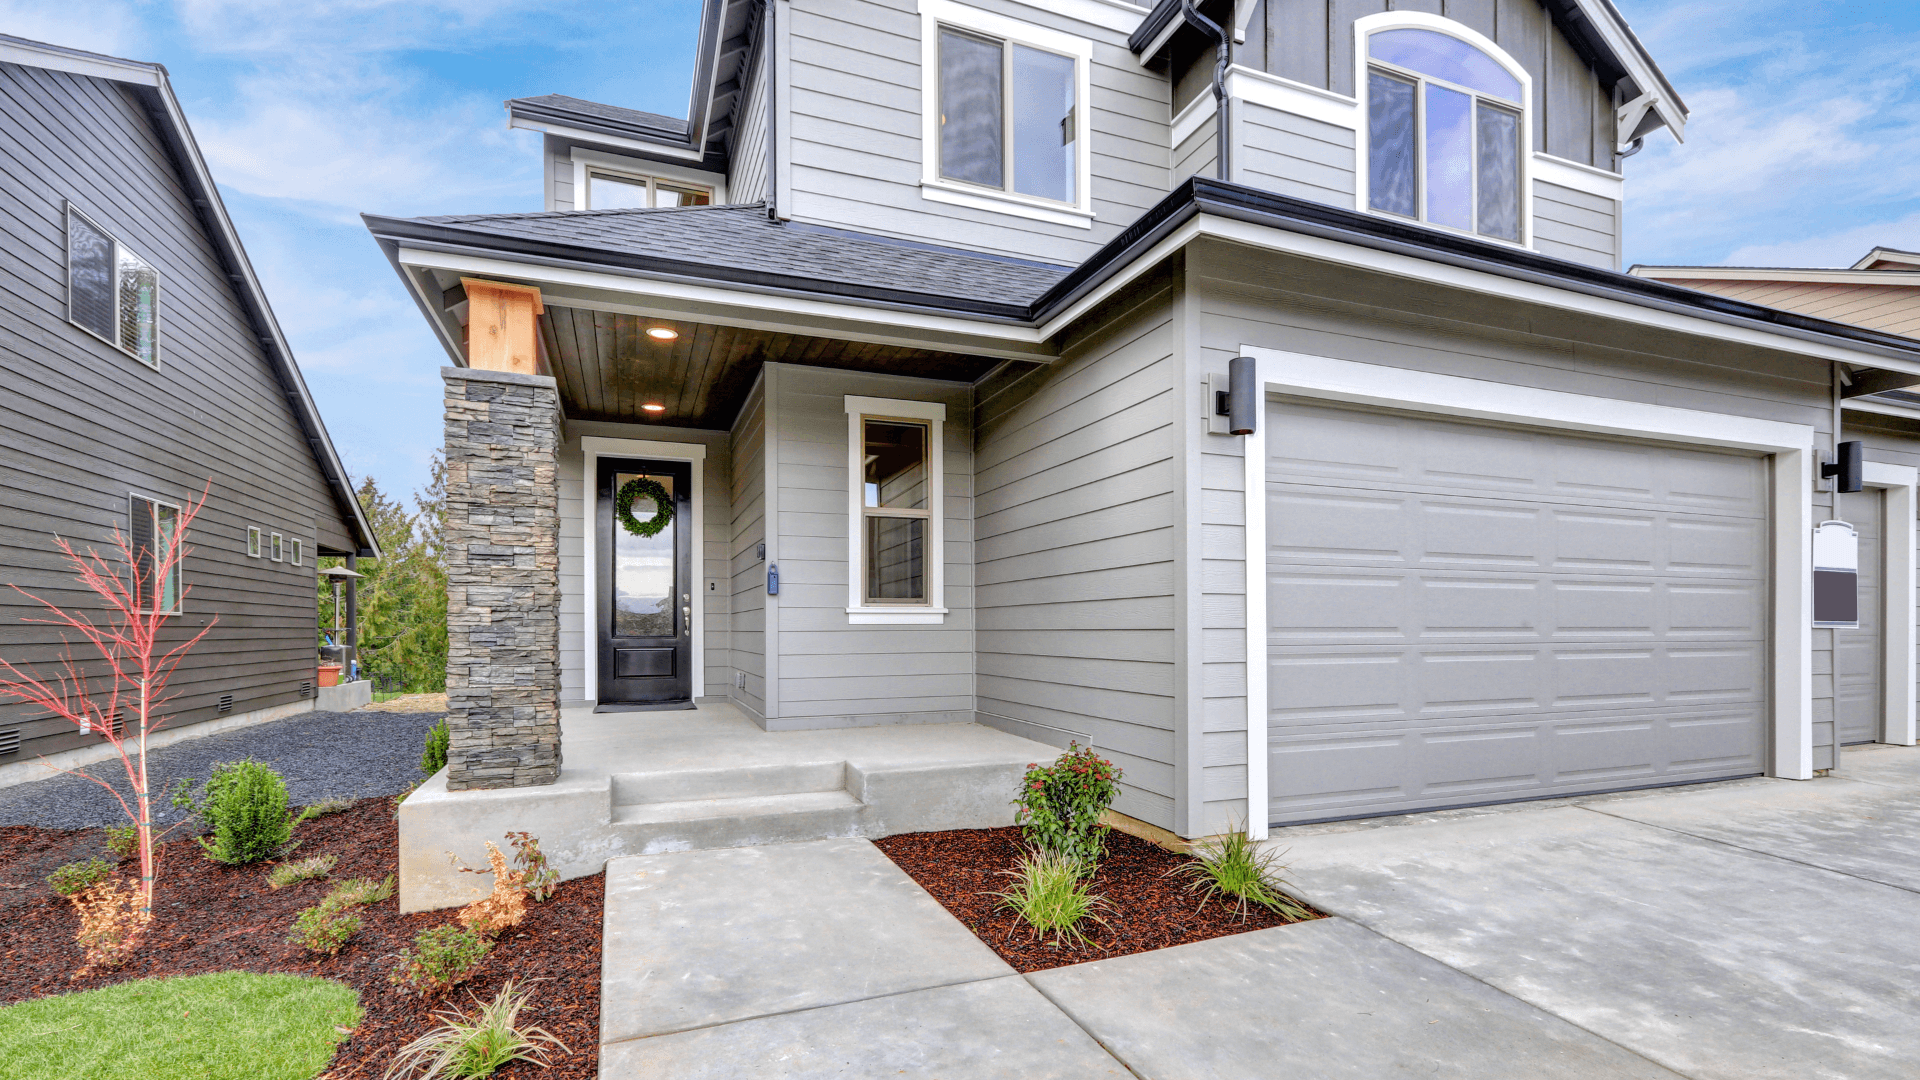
0, 486, 215, 921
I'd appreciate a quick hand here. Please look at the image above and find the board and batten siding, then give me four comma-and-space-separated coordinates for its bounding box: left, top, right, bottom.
973, 277, 1181, 829
555, 423, 732, 705
1233, 99, 1356, 209
1237, 0, 1618, 170
1187, 236, 1841, 821
1533, 177, 1617, 269
765, 364, 975, 728
729, 37, 773, 206
729, 376, 769, 718
782, 0, 1168, 265
0, 61, 355, 760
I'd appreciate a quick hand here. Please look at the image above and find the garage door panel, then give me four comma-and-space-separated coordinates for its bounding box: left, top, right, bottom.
1268, 566, 1764, 646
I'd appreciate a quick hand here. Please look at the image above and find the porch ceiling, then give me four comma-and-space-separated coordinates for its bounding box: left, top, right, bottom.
539, 305, 1003, 427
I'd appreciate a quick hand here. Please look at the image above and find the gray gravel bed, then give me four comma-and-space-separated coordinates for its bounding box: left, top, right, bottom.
0, 709, 446, 830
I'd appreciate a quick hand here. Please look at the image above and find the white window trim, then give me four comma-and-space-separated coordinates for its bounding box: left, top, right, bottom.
291, 538, 303, 567
570, 148, 726, 210
845, 396, 947, 624
131, 492, 184, 615
916, 0, 1095, 228
1236, 346, 1817, 840
247, 526, 261, 558
580, 437, 708, 702
65, 202, 160, 368
1859, 462, 1918, 747
1352, 11, 1534, 249
270, 532, 283, 563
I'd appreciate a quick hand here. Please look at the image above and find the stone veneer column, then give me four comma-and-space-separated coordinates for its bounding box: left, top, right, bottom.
442, 365, 562, 790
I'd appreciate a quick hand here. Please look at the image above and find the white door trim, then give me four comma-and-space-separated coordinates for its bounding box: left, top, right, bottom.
1861, 461, 1917, 746
580, 437, 708, 703
1239, 346, 1817, 840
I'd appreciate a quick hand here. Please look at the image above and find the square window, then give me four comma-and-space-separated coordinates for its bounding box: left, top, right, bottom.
270, 533, 283, 562
845, 397, 947, 622
67, 204, 159, 366
248, 527, 261, 558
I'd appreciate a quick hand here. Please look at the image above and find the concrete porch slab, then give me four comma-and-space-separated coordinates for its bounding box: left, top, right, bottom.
398, 701, 1056, 911
598, 976, 1128, 1079
598, 838, 1013, 1044
1027, 918, 1683, 1079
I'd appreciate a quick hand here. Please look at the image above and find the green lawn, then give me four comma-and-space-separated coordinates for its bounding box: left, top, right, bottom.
0, 971, 361, 1080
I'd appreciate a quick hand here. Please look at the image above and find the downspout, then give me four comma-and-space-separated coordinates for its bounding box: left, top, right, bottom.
764, 0, 779, 220
1180, 0, 1231, 182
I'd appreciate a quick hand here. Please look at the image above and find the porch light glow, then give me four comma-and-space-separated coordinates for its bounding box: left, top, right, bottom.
642, 402, 666, 412
646, 326, 678, 341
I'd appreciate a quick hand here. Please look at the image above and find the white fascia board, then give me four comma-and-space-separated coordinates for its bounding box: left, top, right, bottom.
1634, 266, 1920, 288
1225, 66, 1359, 131
1135, 15, 1179, 66
1532, 153, 1623, 202
0, 40, 160, 85
507, 116, 706, 162
396, 246, 1054, 359
1842, 398, 1920, 421
1573, 0, 1685, 142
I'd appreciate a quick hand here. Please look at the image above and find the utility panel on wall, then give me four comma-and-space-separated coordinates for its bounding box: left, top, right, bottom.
1813, 520, 1860, 629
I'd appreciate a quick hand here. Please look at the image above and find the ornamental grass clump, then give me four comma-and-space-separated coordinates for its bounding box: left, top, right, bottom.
383, 980, 570, 1079
172, 758, 295, 865
1170, 825, 1315, 922
995, 848, 1112, 947
1012, 743, 1121, 869
294, 796, 356, 825
421, 719, 449, 777
391, 925, 492, 998
329, 874, 396, 907
268, 854, 337, 889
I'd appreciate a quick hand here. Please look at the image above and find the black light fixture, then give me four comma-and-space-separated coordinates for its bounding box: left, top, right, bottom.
1822, 440, 1863, 493
1227, 356, 1257, 436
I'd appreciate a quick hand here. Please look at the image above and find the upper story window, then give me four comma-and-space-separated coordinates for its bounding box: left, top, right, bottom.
845, 396, 947, 624
585, 170, 712, 210
67, 204, 159, 366
917, 0, 1092, 228
1364, 23, 1528, 243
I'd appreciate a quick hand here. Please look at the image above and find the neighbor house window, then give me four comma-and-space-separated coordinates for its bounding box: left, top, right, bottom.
919, 0, 1091, 223
1365, 25, 1526, 242
270, 533, 283, 562
67, 204, 159, 365
129, 494, 181, 614
247, 527, 262, 558
291, 538, 303, 567
585, 170, 712, 209
845, 397, 946, 623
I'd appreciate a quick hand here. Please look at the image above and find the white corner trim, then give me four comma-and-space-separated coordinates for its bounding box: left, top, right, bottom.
1171, 92, 1218, 151
1861, 461, 1918, 746
844, 397, 946, 621
570, 148, 728, 209
917, 0, 1095, 222
1238, 346, 1818, 841
1225, 66, 1360, 132
1532, 153, 1624, 201
579, 437, 708, 703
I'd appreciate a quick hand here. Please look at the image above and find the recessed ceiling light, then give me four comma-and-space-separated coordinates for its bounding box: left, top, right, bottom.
642, 402, 666, 413
646, 326, 678, 341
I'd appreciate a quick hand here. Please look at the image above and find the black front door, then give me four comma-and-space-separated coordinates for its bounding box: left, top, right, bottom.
596, 457, 693, 705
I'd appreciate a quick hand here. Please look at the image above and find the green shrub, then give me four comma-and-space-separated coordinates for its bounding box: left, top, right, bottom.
384, 980, 570, 1079
47, 858, 113, 897
328, 874, 396, 908
172, 759, 296, 865
1169, 826, 1315, 922
995, 848, 1112, 947
421, 719, 450, 777
268, 854, 337, 889
294, 797, 355, 825
101, 824, 138, 861
289, 900, 362, 956
1012, 743, 1121, 868
390, 925, 492, 998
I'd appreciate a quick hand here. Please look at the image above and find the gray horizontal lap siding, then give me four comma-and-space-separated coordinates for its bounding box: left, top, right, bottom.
770, 365, 975, 727
975, 280, 1180, 828
1173, 112, 1217, 188
1233, 100, 1356, 210
785, 0, 1170, 264
1189, 238, 1842, 820
1532, 177, 1618, 270
730, 378, 769, 718
0, 61, 352, 758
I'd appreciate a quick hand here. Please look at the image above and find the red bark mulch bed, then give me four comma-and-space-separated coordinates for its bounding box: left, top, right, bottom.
875, 825, 1322, 973
0, 801, 601, 1079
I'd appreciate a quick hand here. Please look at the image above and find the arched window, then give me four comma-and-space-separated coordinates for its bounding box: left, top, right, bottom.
1366, 25, 1525, 243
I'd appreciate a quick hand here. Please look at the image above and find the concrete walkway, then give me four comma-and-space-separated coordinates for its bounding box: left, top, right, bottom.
596, 744, 1920, 1078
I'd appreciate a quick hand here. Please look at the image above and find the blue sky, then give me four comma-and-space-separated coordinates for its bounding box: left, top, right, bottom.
12, 0, 1920, 500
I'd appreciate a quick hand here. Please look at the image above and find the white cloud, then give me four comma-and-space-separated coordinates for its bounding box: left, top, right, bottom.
0, 0, 143, 56
1722, 211, 1920, 270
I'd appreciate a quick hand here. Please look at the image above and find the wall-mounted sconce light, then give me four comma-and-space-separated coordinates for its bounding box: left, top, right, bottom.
1822, 440, 1863, 493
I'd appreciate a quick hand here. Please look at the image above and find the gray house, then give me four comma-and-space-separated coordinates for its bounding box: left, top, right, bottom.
0, 36, 379, 776
370, 0, 1920, 903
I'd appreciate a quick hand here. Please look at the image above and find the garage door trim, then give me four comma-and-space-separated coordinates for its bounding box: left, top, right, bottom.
1860, 461, 1918, 746
1237, 347, 1816, 840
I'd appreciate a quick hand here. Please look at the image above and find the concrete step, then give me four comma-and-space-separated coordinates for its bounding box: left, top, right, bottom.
610, 789, 865, 854
611, 760, 847, 805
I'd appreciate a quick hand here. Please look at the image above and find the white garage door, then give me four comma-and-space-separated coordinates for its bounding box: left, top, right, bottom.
1264, 399, 1769, 826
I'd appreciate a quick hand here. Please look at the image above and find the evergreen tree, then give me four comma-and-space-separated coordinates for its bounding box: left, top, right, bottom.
319, 455, 448, 691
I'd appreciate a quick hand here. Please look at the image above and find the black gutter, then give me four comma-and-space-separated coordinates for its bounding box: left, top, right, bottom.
506, 98, 690, 145
1128, 0, 1181, 54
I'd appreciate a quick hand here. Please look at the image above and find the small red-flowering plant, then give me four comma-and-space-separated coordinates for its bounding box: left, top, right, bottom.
1012, 743, 1122, 870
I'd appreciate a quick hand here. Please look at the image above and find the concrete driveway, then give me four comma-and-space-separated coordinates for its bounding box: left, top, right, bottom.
594, 744, 1920, 1079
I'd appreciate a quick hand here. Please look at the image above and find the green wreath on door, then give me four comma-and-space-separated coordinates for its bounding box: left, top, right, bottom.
615, 476, 674, 538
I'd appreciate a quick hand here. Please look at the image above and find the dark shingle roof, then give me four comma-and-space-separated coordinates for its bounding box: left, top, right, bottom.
402, 203, 1070, 314
506, 93, 690, 142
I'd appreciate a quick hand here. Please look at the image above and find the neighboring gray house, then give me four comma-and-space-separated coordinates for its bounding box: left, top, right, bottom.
369, 0, 1920, 853
0, 36, 379, 773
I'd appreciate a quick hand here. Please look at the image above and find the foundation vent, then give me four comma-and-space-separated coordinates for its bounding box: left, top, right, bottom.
0, 729, 18, 757
299, 680, 314, 699
217, 694, 234, 715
